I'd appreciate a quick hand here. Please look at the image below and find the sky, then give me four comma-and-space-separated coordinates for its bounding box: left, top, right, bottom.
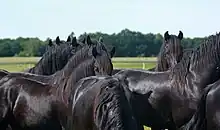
1, 0, 220, 40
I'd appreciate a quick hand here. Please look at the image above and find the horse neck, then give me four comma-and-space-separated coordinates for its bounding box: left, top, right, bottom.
171, 39, 220, 100
28, 51, 53, 75
51, 46, 90, 84
51, 46, 94, 102
55, 59, 95, 105
65, 59, 95, 92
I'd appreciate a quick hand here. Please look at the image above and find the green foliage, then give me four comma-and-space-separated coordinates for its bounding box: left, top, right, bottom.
0, 29, 205, 57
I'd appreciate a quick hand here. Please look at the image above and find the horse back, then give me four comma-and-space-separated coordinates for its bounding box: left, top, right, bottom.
0, 76, 64, 130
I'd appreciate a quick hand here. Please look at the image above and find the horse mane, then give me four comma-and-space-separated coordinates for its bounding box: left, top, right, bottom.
190, 34, 220, 71
50, 44, 92, 97
53, 44, 91, 79
93, 77, 138, 130
52, 41, 103, 103
182, 48, 193, 58
171, 32, 220, 95
53, 38, 111, 84
28, 41, 74, 75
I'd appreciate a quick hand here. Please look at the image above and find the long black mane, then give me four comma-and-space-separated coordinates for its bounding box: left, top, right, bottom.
27, 36, 81, 75
93, 77, 139, 130
170, 32, 220, 93
67, 76, 140, 130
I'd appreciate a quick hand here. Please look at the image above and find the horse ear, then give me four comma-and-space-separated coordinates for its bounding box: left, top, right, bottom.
71, 37, 78, 46
178, 31, 183, 40
110, 46, 115, 58
99, 36, 103, 43
48, 39, 53, 46
56, 36, 60, 45
67, 36, 71, 42
164, 31, 170, 41
92, 47, 98, 58
86, 35, 92, 45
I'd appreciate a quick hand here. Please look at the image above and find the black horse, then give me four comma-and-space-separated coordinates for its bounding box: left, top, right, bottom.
179, 78, 220, 130
67, 75, 142, 130
112, 31, 184, 75
4, 35, 115, 83
154, 31, 183, 71
0, 35, 115, 130
0, 35, 82, 81
0, 36, 80, 130
114, 32, 220, 130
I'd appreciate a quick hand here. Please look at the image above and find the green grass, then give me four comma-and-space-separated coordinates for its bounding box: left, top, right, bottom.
0, 57, 41, 64
114, 63, 155, 69
0, 63, 156, 72
0, 57, 156, 63
0, 57, 157, 72
113, 57, 156, 61
0, 64, 35, 72
0, 57, 155, 130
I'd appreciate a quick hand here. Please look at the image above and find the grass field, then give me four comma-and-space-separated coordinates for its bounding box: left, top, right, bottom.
0, 57, 156, 130
0, 57, 157, 72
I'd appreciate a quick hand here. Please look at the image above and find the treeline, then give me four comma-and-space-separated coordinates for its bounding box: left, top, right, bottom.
0, 29, 205, 57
